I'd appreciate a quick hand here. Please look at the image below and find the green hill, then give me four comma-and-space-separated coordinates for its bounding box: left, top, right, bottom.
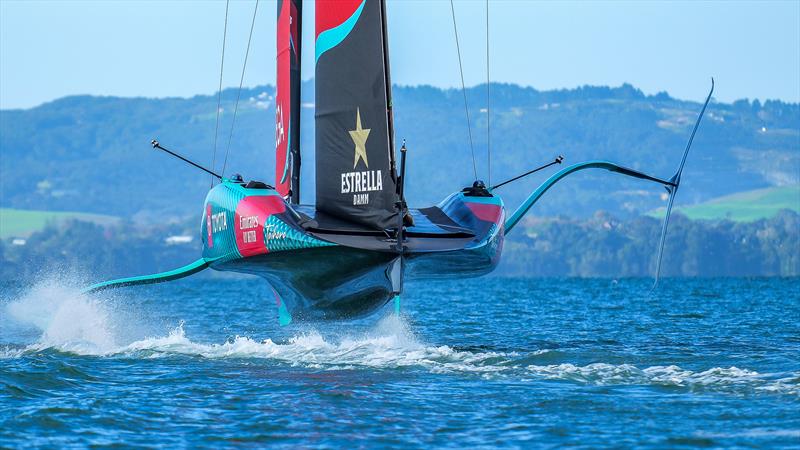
1, 83, 798, 220
0, 208, 119, 238
649, 185, 800, 222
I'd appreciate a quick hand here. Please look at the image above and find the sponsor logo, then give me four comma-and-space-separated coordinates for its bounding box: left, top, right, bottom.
211, 211, 227, 233
239, 214, 259, 244
341, 170, 382, 206
349, 107, 370, 168
233, 196, 287, 257
264, 223, 288, 244
341, 107, 381, 206
275, 105, 285, 150
206, 204, 214, 248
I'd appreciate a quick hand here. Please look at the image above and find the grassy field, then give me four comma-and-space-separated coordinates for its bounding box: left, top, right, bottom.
0, 208, 120, 238
650, 185, 800, 222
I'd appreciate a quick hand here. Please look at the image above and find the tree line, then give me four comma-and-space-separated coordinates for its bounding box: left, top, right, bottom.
2, 210, 797, 283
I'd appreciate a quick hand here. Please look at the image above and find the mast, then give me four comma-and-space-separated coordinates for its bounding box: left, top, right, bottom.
276, 0, 302, 203
379, 0, 397, 183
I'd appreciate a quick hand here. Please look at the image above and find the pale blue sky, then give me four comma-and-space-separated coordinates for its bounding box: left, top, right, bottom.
1, 0, 798, 109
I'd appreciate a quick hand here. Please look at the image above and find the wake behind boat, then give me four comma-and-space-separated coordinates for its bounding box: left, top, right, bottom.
84, 0, 713, 325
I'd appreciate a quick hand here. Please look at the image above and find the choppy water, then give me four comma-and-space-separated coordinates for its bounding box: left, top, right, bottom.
1, 277, 798, 447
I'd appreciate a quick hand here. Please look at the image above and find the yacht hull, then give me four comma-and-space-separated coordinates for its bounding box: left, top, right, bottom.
202, 181, 504, 321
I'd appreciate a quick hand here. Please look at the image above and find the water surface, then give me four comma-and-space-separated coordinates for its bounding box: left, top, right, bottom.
1, 277, 798, 447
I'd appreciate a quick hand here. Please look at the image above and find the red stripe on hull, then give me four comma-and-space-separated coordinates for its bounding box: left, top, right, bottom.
466, 202, 502, 224
234, 196, 287, 257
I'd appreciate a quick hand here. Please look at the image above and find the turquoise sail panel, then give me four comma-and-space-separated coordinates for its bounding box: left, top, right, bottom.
280, 123, 291, 184
315, 0, 366, 64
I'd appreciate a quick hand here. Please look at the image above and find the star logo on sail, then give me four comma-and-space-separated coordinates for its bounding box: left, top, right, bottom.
349, 107, 370, 168
341, 107, 382, 205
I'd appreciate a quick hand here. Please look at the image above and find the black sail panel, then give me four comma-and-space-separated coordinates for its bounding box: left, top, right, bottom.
315, 0, 398, 230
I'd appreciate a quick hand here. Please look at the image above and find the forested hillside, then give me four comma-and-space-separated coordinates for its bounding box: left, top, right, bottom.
2, 82, 798, 221
2, 83, 798, 280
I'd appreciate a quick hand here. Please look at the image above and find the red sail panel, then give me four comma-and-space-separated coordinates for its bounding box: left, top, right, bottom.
276, 0, 302, 202
315, 0, 363, 39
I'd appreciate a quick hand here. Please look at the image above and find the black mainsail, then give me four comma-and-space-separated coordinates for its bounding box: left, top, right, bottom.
315, 0, 398, 230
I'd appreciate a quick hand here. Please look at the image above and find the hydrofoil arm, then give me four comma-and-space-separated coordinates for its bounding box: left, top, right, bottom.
82, 258, 209, 294
503, 160, 675, 234
503, 79, 714, 287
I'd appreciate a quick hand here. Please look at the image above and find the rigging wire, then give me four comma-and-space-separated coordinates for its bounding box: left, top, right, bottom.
210, 0, 230, 187
486, 0, 491, 187
221, 0, 259, 179
449, 0, 478, 181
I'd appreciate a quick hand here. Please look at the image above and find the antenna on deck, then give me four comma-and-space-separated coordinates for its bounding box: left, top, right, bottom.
490, 156, 563, 191
151, 139, 223, 180
394, 139, 413, 251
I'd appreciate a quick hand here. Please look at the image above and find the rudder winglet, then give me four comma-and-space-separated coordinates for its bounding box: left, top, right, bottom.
82, 258, 209, 294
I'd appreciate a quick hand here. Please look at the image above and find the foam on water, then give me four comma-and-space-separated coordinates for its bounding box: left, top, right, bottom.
524, 363, 799, 394
116, 317, 511, 374
1, 279, 509, 373
3, 278, 118, 355
2, 278, 797, 396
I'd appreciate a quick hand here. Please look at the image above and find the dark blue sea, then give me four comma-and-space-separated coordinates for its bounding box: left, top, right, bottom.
1, 277, 798, 448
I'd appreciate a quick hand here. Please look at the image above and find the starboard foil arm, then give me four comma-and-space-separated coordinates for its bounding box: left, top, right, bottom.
82, 258, 209, 294
504, 79, 714, 286
503, 160, 677, 234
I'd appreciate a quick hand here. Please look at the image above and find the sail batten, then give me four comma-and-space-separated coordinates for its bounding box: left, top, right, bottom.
315, 0, 398, 230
